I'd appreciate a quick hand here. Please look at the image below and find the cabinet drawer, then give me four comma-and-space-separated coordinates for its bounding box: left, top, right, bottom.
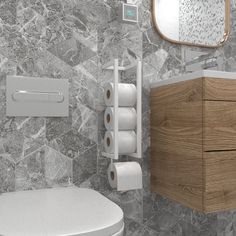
204, 151, 236, 212
204, 151, 236, 191
204, 101, 236, 151
204, 78, 236, 101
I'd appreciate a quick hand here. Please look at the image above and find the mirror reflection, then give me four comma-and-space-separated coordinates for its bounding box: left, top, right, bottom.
153, 0, 230, 47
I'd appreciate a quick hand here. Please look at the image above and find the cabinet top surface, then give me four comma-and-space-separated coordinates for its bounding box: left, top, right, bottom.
151, 70, 236, 89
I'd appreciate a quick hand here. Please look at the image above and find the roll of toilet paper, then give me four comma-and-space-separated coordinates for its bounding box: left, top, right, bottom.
104, 107, 137, 130
104, 83, 137, 107
108, 162, 142, 191
104, 131, 136, 154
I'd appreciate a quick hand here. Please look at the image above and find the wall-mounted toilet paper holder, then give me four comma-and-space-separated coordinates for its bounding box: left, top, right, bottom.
102, 59, 142, 160
102, 59, 143, 192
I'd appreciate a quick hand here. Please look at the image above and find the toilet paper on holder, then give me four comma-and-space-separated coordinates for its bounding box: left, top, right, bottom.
108, 162, 142, 191
104, 107, 137, 130
104, 83, 137, 107
104, 131, 137, 154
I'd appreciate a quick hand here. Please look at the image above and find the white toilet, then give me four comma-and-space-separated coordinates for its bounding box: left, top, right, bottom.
0, 187, 124, 236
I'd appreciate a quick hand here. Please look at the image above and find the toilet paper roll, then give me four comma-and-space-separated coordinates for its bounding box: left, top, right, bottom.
108, 162, 142, 191
104, 83, 137, 107
104, 131, 137, 154
104, 107, 137, 130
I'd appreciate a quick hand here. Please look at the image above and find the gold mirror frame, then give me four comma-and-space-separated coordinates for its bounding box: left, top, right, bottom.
152, 0, 231, 48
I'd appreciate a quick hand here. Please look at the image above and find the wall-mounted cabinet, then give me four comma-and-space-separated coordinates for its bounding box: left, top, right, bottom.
150, 71, 236, 213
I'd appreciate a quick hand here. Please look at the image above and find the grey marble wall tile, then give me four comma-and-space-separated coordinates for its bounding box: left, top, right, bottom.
164, 220, 199, 236
71, 74, 98, 111
0, 25, 41, 72
142, 28, 160, 59
142, 111, 150, 153
31, 0, 73, 48
143, 29, 183, 80
98, 21, 142, 65
143, 47, 168, 73
74, 56, 99, 83
72, 144, 97, 186
17, 1, 46, 50
158, 223, 182, 236
48, 38, 96, 67
108, 190, 143, 224
217, 211, 236, 235
72, 102, 98, 143
132, 226, 159, 236
0, 156, 15, 193
17, 0, 110, 51
78, 173, 112, 197
142, 150, 158, 224
15, 117, 46, 157
0, 0, 16, 25
71, 0, 111, 26
15, 145, 72, 191
122, 190, 143, 224
0, 130, 24, 163
190, 212, 217, 231
49, 130, 96, 159
0, 89, 12, 128
142, 62, 158, 91
0, 55, 17, 88
143, 190, 158, 224
146, 210, 180, 233
68, 0, 110, 52
153, 195, 192, 222
97, 154, 110, 177
15, 147, 47, 190
138, 0, 152, 32
171, 218, 218, 236
44, 146, 72, 186
46, 116, 72, 142
31, 50, 77, 79
71, 56, 99, 111
97, 63, 114, 86
124, 218, 144, 236
143, 36, 183, 81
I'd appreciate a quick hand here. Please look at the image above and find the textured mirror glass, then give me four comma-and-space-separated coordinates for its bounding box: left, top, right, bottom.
153, 0, 230, 47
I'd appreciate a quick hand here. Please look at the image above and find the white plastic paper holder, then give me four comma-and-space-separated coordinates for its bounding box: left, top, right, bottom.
102, 59, 142, 160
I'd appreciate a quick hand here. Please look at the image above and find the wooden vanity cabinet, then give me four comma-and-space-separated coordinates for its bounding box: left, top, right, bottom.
150, 77, 236, 213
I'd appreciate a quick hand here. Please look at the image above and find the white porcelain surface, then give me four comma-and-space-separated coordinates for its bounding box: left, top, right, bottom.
0, 187, 124, 236
151, 70, 236, 88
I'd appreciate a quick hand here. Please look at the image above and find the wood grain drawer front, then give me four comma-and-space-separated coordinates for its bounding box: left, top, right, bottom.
204, 101, 236, 151
204, 77, 236, 101
151, 79, 203, 212
204, 189, 236, 213
204, 151, 236, 212
204, 151, 236, 192
151, 77, 236, 213
151, 79, 203, 106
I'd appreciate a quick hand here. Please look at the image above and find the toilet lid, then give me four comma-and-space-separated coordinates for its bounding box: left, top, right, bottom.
0, 187, 124, 236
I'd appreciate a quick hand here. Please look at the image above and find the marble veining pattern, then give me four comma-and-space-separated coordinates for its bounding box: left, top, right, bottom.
0, 0, 236, 235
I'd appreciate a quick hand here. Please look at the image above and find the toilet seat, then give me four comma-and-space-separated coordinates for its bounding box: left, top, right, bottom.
0, 187, 124, 236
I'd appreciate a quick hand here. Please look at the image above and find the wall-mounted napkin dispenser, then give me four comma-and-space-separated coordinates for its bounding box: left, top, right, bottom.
6, 76, 69, 117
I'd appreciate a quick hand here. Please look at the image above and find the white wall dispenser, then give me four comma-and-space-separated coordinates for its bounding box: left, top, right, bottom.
102, 59, 142, 191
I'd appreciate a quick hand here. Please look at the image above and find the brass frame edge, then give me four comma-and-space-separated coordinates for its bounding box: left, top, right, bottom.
152, 0, 231, 48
